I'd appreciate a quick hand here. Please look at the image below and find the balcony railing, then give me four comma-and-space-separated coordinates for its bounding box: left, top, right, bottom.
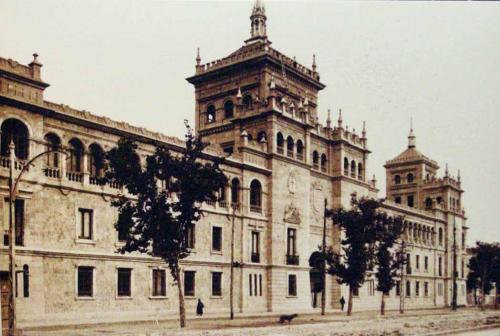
313, 163, 319, 170
277, 146, 284, 155
66, 171, 83, 183
297, 152, 303, 161
89, 176, 105, 185
287, 149, 293, 158
0, 156, 26, 170
321, 166, 327, 173
44, 167, 60, 178
219, 200, 228, 208
250, 205, 262, 213
205, 199, 216, 207
251, 252, 260, 263
286, 254, 299, 265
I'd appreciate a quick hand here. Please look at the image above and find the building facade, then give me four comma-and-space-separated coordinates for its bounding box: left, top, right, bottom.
0, 1, 468, 331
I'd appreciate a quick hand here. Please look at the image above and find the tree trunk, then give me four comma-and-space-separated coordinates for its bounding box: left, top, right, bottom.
473, 288, 477, 306
480, 281, 485, 311
347, 287, 353, 316
175, 265, 186, 328
495, 286, 499, 310
380, 294, 385, 315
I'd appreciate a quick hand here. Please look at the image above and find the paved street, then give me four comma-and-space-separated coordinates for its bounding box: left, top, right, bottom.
22, 308, 500, 336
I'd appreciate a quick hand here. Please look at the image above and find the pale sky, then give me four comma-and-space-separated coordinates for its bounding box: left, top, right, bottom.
1, 0, 499, 244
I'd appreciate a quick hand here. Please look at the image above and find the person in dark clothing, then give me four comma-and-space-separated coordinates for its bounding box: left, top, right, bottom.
196, 298, 204, 316
340, 296, 346, 311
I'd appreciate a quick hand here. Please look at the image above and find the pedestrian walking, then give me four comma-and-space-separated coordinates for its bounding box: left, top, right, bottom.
196, 298, 205, 316
340, 296, 346, 311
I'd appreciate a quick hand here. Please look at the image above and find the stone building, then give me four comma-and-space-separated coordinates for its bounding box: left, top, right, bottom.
0, 1, 468, 331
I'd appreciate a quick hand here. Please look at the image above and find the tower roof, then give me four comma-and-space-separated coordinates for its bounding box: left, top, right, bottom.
385, 126, 439, 169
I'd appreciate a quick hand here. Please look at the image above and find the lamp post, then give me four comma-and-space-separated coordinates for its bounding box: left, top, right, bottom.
229, 202, 237, 320
321, 198, 327, 316
6, 140, 66, 336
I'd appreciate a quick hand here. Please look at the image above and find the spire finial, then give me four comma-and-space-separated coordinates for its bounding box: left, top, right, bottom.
312, 54, 317, 72
408, 117, 416, 148
445, 163, 449, 177
362, 121, 366, 137
196, 48, 201, 66
326, 108, 332, 128
236, 87, 242, 100
248, 0, 267, 43
337, 108, 343, 128
457, 169, 461, 182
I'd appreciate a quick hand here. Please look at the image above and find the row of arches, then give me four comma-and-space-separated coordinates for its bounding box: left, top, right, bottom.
276, 132, 304, 160
220, 177, 263, 213
0, 117, 105, 177
343, 157, 363, 180
205, 94, 254, 124
394, 173, 414, 185
402, 221, 444, 247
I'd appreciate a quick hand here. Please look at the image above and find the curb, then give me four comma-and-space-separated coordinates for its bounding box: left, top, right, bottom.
422, 323, 500, 336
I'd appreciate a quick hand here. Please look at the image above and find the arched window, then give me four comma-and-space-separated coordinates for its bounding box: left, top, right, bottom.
22, 264, 29, 297
296, 140, 304, 161
206, 105, 216, 124
286, 136, 294, 158
407, 173, 414, 183
243, 95, 252, 109
462, 232, 465, 248
312, 151, 319, 170
224, 100, 234, 119
247, 133, 254, 141
321, 154, 327, 173
425, 197, 432, 209
394, 175, 401, 184
357, 163, 363, 180
438, 228, 443, 246
276, 132, 284, 154
350, 160, 356, 178
257, 131, 267, 142
437, 196, 443, 204
344, 157, 349, 175
89, 143, 104, 177
249, 180, 262, 212
231, 178, 240, 205
68, 138, 84, 172
1, 118, 29, 160
44, 133, 61, 167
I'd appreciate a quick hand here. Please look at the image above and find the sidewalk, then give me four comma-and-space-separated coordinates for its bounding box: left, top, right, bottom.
22, 307, 498, 336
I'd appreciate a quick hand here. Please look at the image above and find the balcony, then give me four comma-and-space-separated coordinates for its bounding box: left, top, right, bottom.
219, 200, 228, 209
287, 149, 293, 158
297, 152, 304, 161
44, 167, 60, 178
277, 146, 284, 155
66, 171, 83, 183
0, 156, 26, 171
250, 205, 262, 213
286, 254, 299, 265
251, 252, 260, 263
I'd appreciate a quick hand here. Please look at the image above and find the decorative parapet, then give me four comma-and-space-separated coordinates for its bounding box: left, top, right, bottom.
422, 175, 461, 190
331, 126, 366, 148
0, 57, 33, 78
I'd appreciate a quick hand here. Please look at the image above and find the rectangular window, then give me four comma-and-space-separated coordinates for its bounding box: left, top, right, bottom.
438, 257, 442, 276
77, 266, 93, 297
288, 274, 297, 297
395, 196, 401, 204
407, 195, 414, 207
249, 274, 253, 296
424, 282, 429, 297
251, 231, 260, 263
352, 286, 359, 297
287, 228, 296, 256
5, 198, 25, 245
254, 274, 258, 297
212, 272, 222, 297
78, 208, 93, 240
396, 281, 401, 296
406, 253, 411, 274
416, 255, 420, 270
185, 224, 195, 249
117, 268, 132, 297
259, 274, 263, 296
184, 271, 195, 297
424, 256, 429, 271
406, 280, 411, 297
152, 269, 166, 297
438, 283, 443, 296
415, 281, 420, 297
212, 226, 222, 252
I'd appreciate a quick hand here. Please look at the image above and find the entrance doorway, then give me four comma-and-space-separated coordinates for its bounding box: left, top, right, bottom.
0, 272, 10, 335
309, 251, 324, 308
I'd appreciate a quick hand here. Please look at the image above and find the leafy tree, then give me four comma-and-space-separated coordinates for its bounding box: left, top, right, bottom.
325, 197, 387, 316
374, 215, 405, 315
467, 241, 500, 310
105, 124, 227, 327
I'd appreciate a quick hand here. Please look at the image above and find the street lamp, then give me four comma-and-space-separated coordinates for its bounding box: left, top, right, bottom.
6, 140, 66, 336
452, 213, 457, 311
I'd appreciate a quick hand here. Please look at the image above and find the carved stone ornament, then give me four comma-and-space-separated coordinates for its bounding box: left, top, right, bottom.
311, 182, 323, 214
284, 202, 301, 224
